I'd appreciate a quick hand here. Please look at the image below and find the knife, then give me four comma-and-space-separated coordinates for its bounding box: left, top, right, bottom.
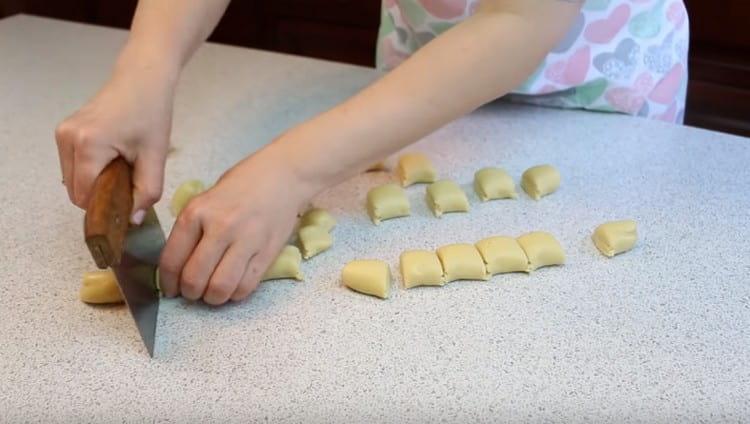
84, 158, 164, 357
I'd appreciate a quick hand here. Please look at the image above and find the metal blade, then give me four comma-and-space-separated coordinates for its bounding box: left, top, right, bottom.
111, 208, 164, 357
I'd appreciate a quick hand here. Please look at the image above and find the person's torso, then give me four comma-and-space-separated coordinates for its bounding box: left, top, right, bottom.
376, 0, 690, 123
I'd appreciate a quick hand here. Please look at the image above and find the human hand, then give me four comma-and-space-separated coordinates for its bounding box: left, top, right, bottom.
55, 68, 175, 223
158, 146, 312, 305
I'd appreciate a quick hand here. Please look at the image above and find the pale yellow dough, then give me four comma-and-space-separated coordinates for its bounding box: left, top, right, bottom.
592, 220, 638, 257
299, 208, 336, 232
426, 180, 469, 217
261, 245, 303, 281
521, 165, 560, 200
436, 244, 489, 282
396, 153, 437, 187
366, 183, 411, 224
400, 250, 445, 289
80, 269, 124, 304
170, 179, 205, 217
475, 236, 528, 275
342, 260, 391, 299
516, 231, 565, 272
297, 226, 333, 259
474, 168, 517, 201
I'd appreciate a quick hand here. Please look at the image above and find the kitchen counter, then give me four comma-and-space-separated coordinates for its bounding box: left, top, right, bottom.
1, 15, 748, 423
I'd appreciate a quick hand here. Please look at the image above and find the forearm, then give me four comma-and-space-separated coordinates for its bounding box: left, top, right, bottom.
113, 0, 231, 84
273, 0, 580, 196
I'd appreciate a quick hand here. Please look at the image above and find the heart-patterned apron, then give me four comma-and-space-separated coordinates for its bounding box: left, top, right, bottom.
376, 0, 689, 123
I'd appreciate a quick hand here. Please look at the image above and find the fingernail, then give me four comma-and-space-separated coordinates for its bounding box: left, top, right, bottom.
131, 209, 145, 225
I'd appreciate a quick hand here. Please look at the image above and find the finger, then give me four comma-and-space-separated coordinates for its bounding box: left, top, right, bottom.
131, 147, 166, 225
72, 142, 117, 209
180, 234, 229, 301
54, 123, 75, 202
159, 207, 203, 298
231, 245, 276, 302
203, 242, 255, 305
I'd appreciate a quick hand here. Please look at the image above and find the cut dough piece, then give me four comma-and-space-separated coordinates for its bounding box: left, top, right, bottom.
297, 225, 333, 259
436, 244, 489, 282
396, 153, 437, 187
521, 165, 560, 200
516, 231, 565, 272
261, 245, 303, 281
592, 220, 638, 257
80, 269, 124, 304
400, 250, 445, 289
475, 236, 528, 275
366, 183, 411, 224
426, 180, 470, 217
170, 179, 205, 217
299, 208, 336, 232
342, 260, 391, 299
474, 168, 517, 201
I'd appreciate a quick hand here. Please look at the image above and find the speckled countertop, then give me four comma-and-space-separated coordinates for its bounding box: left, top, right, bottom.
1, 15, 749, 423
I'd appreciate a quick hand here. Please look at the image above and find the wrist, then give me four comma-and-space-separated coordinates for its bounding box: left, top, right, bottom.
112, 41, 181, 92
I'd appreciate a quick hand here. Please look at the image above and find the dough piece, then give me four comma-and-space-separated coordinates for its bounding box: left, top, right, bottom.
474, 167, 517, 201
400, 250, 445, 289
261, 245, 304, 281
80, 269, 124, 304
475, 236, 528, 275
521, 165, 560, 200
342, 260, 391, 299
592, 220, 638, 257
516, 231, 565, 272
170, 179, 205, 217
436, 244, 489, 282
426, 180, 470, 217
366, 183, 411, 224
299, 208, 336, 232
297, 226, 333, 259
396, 153, 437, 187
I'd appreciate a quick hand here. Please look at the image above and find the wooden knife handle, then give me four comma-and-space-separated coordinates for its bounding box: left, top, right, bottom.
84, 158, 133, 269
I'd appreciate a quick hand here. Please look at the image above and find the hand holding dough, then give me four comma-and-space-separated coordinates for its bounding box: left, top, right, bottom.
400, 250, 445, 289
475, 236, 528, 275
170, 179, 205, 217
592, 220, 637, 257
436, 243, 489, 282
80, 269, 124, 304
521, 165, 560, 200
298, 226, 333, 259
342, 260, 391, 299
517, 231, 565, 272
261, 245, 304, 281
474, 168, 517, 201
299, 208, 336, 232
396, 153, 437, 187
367, 183, 411, 224
426, 180, 469, 217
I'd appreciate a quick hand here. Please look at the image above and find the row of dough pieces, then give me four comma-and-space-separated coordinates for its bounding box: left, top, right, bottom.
369, 153, 561, 223
343, 219, 638, 299
79, 171, 637, 303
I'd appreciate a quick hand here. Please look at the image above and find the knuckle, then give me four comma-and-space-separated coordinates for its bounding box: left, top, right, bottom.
180, 274, 204, 298
208, 213, 240, 240
206, 280, 234, 304
54, 122, 71, 143
142, 185, 163, 204
178, 201, 203, 224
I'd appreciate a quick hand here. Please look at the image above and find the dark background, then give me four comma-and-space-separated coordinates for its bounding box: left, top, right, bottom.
1, 0, 748, 137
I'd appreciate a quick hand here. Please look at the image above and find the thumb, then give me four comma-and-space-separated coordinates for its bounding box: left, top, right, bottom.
130, 148, 166, 225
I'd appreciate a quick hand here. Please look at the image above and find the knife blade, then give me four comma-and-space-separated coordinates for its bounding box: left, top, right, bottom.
84, 158, 163, 357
